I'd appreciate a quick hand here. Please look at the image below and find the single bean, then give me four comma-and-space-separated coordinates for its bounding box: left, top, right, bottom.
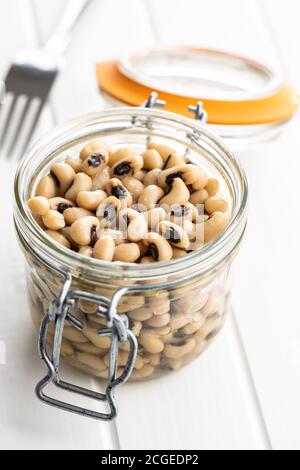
78, 245, 93, 257
164, 338, 196, 359
76, 190, 107, 211
189, 188, 209, 205
133, 170, 147, 181
81, 150, 109, 177
64, 207, 94, 225
131, 364, 155, 379
104, 350, 144, 370
42, 210, 65, 230
205, 178, 219, 196
157, 220, 190, 249
65, 158, 82, 173
45, 230, 71, 248
172, 247, 187, 258
80, 140, 112, 161
147, 142, 176, 160
142, 149, 163, 170
91, 166, 111, 190
70, 216, 100, 246
168, 202, 197, 222
28, 196, 50, 216
63, 326, 87, 343
140, 256, 154, 263
49, 197, 75, 213
35, 175, 57, 198
143, 168, 161, 186
164, 153, 187, 168
158, 164, 208, 190
73, 341, 102, 355
127, 306, 153, 321
205, 196, 228, 214
139, 333, 164, 354
119, 208, 148, 242
122, 176, 145, 201
147, 353, 161, 366
108, 147, 136, 167
138, 185, 164, 210
143, 232, 173, 262
96, 196, 121, 227
59, 227, 78, 249
78, 299, 98, 314
65, 172, 92, 202
169, 312, 203, 331
196, 314, 224, 341
146, 313, 170, 328
142, 207, 166, 230
93, 235, 115, 261
105, 178, 132, 207
159, 178, 190, 206
204, 211, 228, 243
113, 243, 140, 262
83, 325, 111, 349
51, 162, 75, 194
111, 155, 143, 177
77, 352, 106, 372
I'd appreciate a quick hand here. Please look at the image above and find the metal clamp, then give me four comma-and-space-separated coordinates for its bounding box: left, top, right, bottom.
36, 272, 138, 421
188, 101, 208, 124
142, 91, 166, 109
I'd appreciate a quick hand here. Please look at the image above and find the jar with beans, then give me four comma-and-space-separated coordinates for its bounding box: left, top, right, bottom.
14, 107, 247, 418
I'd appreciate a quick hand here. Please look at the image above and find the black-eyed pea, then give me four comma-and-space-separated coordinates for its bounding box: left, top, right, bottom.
196, 314, 224, 341
172, 247, 187, 258
60, 338, 74, 356
142, 168, 161, 186
136, 240, 148, 257
205, 196, 229, 214
138, 185, 164, 210
147, 353, 161, 366
63, 326, 88, 343
164, 153, 187, 168
147, 142, 176, 161
76, 352, 106, 372
182, 317, 206, 335
65, 158, 82, 173
49, 197, 75, 213
205, 178, 219, 196
169, 312, 203, 331
35, 175, 57, 198
147, 291, 170, 313
168, 202, 197, 222
76, 190, 107, 211
122, 176, 145, 201
157, 220, 190, 250
45, 230, 71, 248
157, 164, 207, 190
78, 299, 98, 314
189, 188, 209, 205
131, 321, 142, 337
143, 207, 166, 230
42, 210, 65, 230
70, 216, 99, 246
111, 155, 143, 178
63, 207, 94, 225
139, 331, 164, 354
164, 338, 196, 359
73, 342, 103, 355
146, 313, 170, 328
105, 178, 132, 207
117, 295, 145, 313
168, 357, 184, 370
81, 149, 109, 176
113, 243, 140, 263
96, 196, 121, 228
80, 140, 112, 161
109, 147, 136, 167
83, 325, 111, 349
204, 211, 229, 243
131, 364, 155, 380
103, 350, 144, 370
201, 288, 225, 317
98, 228, 125, 245
91, 166, 111, 190
51, 162, 75, 195
159, 178, 190, 206
143, 232, 173, 262
65, 172, 92, 202
141, 149, 164, 170
127, 306, 153, 321
119, 208, 148, 242
93, 235, 115, 261
133, 170, 147, 182
171, 291, 208, 314
140, 256, 154, 263
28, 196, 50, 216
78, 246, 93, 257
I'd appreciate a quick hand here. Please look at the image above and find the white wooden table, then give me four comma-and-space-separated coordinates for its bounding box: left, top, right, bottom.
1, 0, 300, 450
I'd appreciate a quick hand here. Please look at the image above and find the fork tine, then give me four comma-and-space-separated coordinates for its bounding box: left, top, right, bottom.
6, 98, 31, 159
0, 94, 18, 152
18, 99, 44, 160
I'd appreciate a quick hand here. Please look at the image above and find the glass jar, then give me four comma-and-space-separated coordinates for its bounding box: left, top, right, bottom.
14, 107, 247, 420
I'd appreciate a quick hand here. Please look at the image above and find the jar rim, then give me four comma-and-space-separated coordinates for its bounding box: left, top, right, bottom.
14, 107, 248, 282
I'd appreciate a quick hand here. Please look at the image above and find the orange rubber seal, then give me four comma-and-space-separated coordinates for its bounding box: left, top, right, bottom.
96, 60, 298, 126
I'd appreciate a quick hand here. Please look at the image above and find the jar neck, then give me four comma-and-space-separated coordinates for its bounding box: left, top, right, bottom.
14, 108, 248, 286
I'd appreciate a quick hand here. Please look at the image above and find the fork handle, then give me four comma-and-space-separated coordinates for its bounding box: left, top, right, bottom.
45, 0, 91, 54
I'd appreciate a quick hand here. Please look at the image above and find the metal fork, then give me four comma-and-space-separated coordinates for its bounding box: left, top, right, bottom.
0, 0, 91, 160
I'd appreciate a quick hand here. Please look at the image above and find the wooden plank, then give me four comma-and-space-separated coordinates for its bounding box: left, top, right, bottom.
0, 0, 116, 450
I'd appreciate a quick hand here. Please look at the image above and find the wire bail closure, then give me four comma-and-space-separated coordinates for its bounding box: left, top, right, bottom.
36, 272, 138, 421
